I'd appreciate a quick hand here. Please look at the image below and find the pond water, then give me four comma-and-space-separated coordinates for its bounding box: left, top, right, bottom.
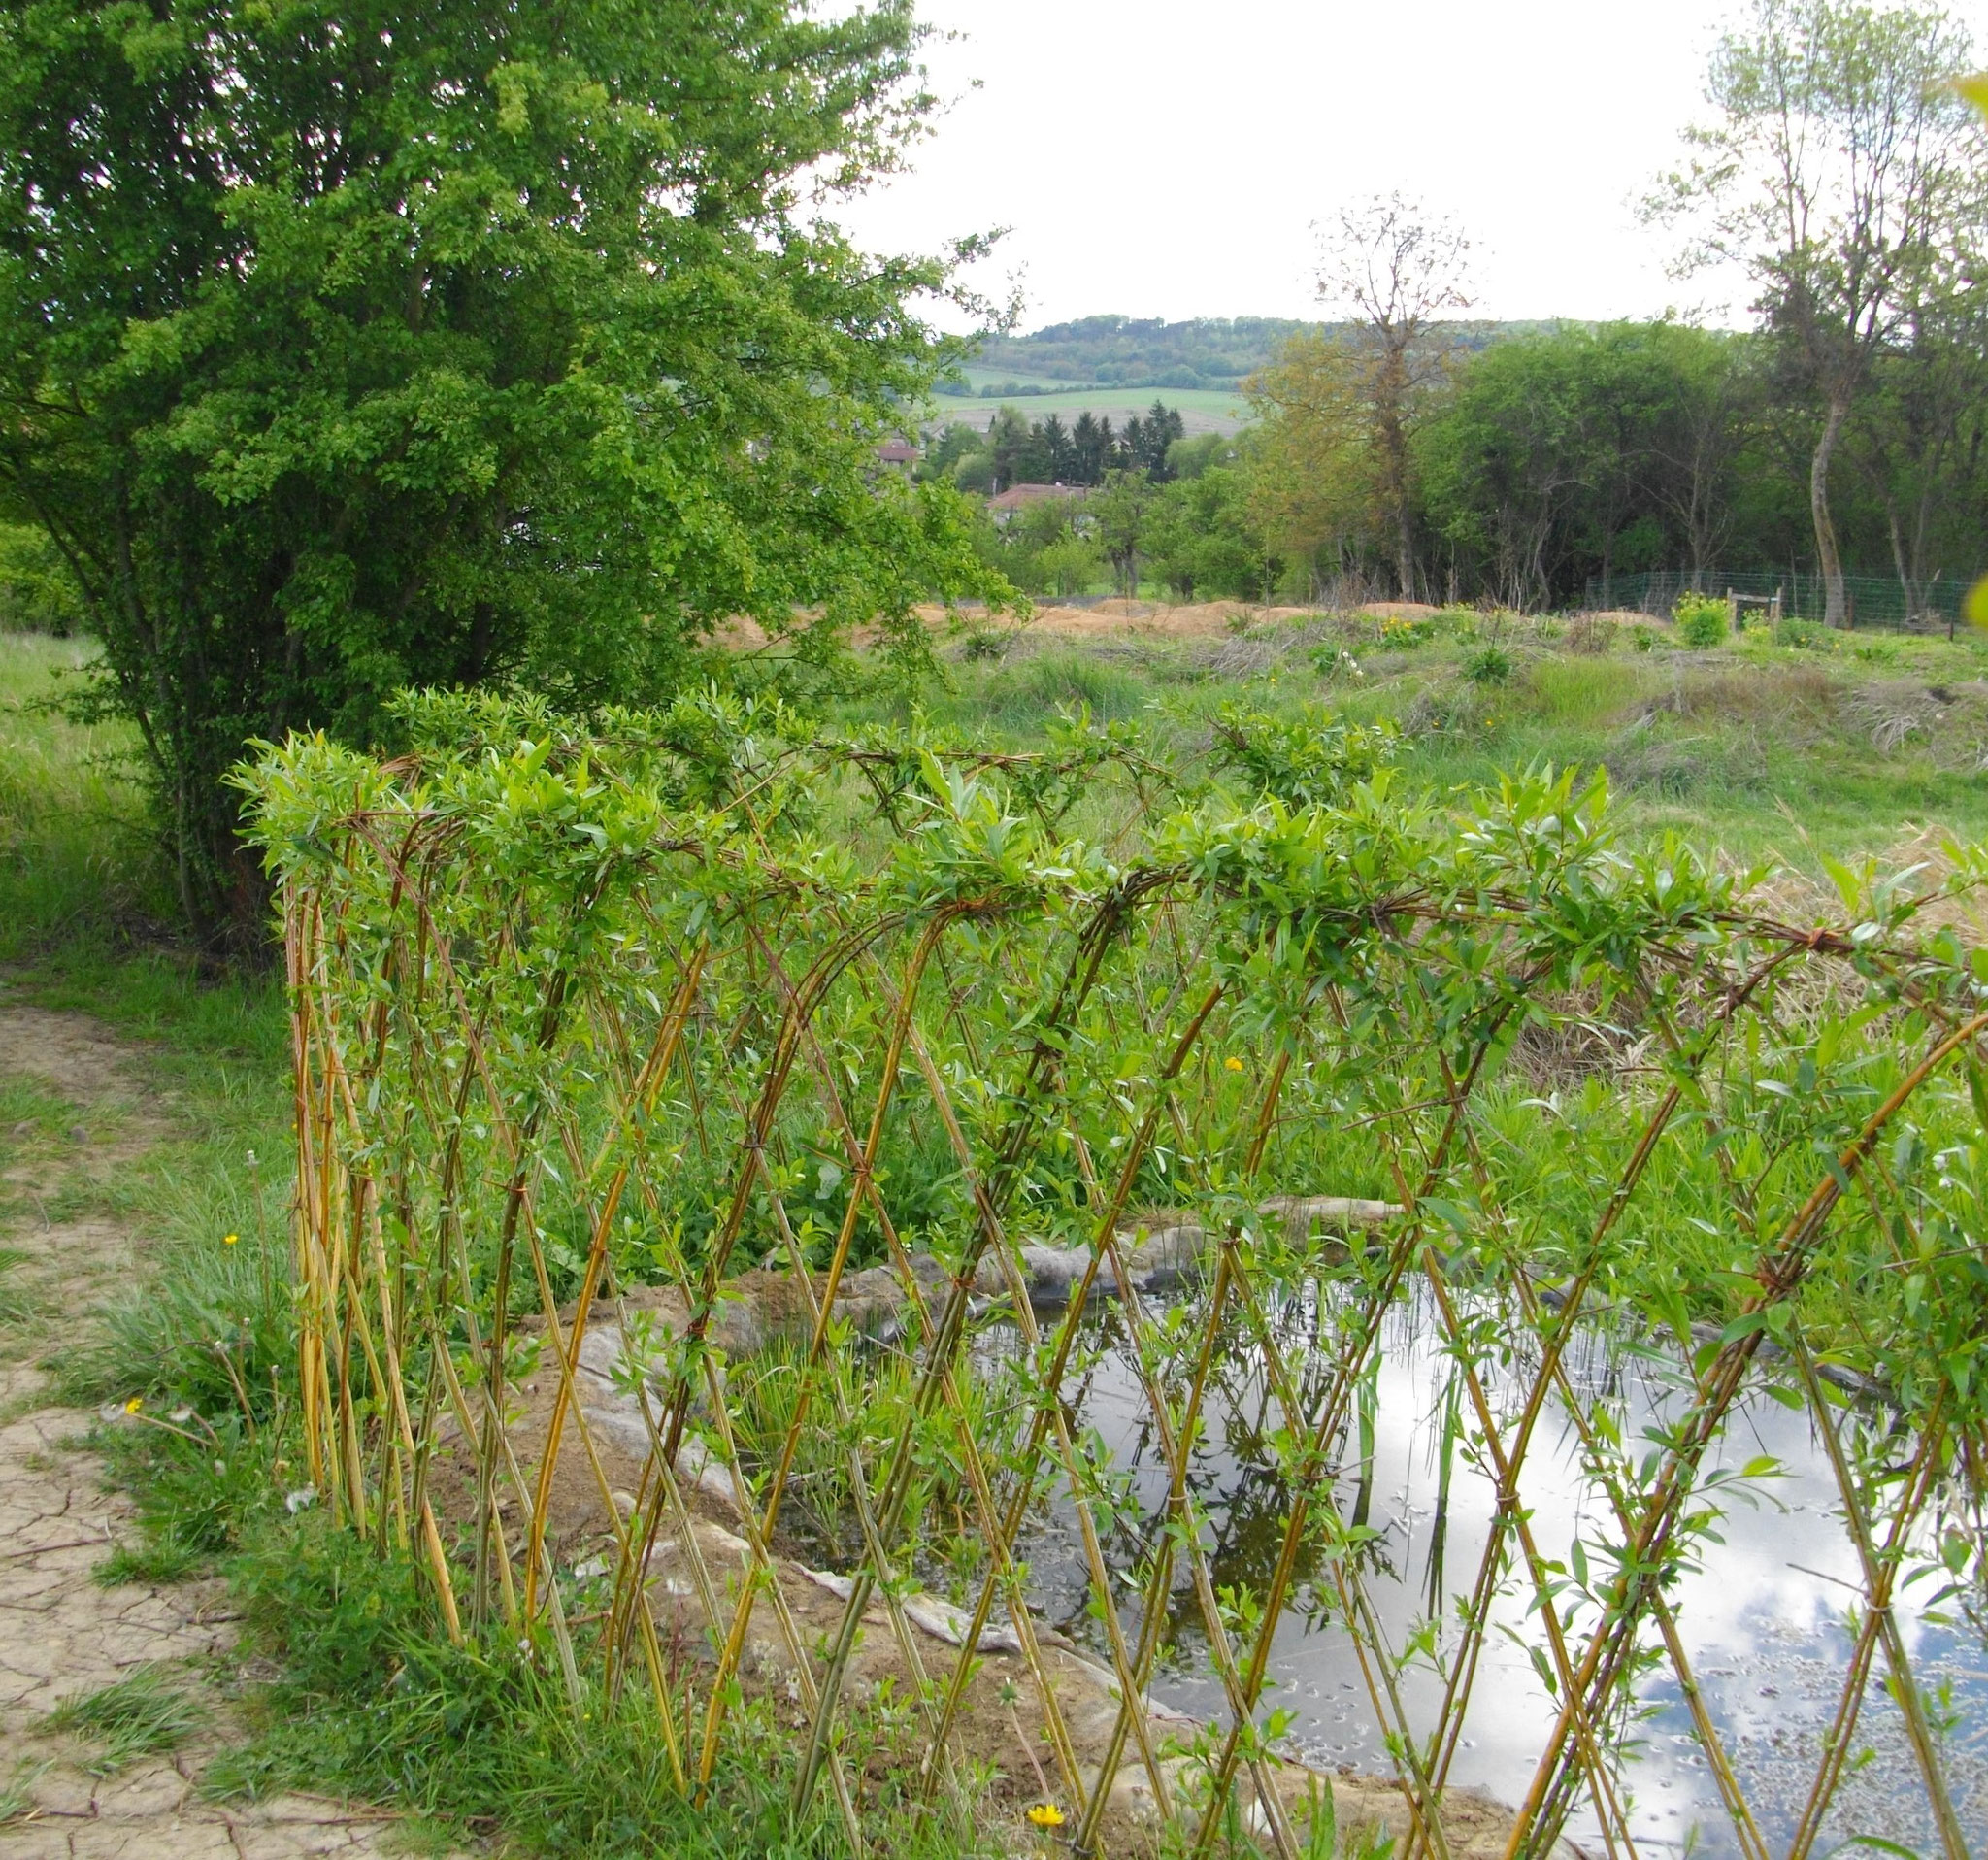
987, 1284, 1988, 1855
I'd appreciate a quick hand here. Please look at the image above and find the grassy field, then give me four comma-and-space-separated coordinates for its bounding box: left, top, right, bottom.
862, 605, 1988, 871
926, 382, 1251, 435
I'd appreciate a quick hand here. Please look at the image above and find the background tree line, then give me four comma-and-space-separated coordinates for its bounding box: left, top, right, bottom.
929, 0, 1988, 616
944, 311, 1522, 393
922, 401, 1186, 493
932, 311, 1988, 612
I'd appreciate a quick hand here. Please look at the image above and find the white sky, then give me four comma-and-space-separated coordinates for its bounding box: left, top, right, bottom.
834, 0, 1988, 332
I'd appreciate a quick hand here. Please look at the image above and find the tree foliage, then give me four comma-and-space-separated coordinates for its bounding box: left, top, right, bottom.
1417, 324, 1750, 611
1657, 0, 1984, 622
944, 399, 1189, 493
1243, 330, 1383, 590
0, 0, 1007, 939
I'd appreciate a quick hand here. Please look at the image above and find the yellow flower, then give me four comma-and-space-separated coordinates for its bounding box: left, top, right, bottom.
1223, 1056, 1244, 1073
123, 1397, 143, 1414
1026, 1803, 1066, 1828
222, 1233, 239, 1246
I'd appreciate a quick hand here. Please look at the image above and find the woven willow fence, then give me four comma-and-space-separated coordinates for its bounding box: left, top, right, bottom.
246, 689, 1988, 1858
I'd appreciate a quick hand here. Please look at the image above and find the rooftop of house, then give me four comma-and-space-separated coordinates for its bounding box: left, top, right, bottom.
987, 482, 1088, 512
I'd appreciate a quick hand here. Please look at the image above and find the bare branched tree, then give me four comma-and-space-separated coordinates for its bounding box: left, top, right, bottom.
1313, 194, 1475, 601
1654, 0, 1983, 625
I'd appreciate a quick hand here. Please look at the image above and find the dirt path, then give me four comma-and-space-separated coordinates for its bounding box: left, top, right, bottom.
0, 996, 447, 1858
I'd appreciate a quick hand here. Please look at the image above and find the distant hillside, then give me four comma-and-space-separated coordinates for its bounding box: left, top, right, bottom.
943, 315, 1557, 398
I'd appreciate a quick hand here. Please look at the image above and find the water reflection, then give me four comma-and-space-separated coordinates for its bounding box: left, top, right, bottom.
980, 1280, 1987, 1855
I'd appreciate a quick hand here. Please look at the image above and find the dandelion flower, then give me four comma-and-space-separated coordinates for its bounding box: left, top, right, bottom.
123, 1397, 142, 1414
1026, 1804, 1066, 1828
1224, 1056, 1244, 1073
223, 1232, 239, 1246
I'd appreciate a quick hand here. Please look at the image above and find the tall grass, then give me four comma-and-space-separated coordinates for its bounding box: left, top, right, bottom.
0, 633, 169, 956
983, 648, 1150, 723
208, 1521, 1004, 1860
1519, 654, 1648, 725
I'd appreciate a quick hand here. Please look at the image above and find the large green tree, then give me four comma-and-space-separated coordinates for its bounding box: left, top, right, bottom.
1416, 323, 1750, 609
1659, 0, 1983, 625
1146, 459, 1272, 601
0, 0, 1004, 939
1245, 328, 1384, 596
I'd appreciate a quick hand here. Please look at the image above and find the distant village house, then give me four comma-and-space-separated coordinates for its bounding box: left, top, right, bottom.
987, 482, 1089, 526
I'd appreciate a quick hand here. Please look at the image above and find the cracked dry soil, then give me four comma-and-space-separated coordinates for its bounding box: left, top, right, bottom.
0, 994, 454, 1859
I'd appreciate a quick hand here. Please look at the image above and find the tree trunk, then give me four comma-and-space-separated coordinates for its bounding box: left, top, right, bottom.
1886, 500, 1913, 618
1811, 391, 1850, 627
1374, 339, 1415, 601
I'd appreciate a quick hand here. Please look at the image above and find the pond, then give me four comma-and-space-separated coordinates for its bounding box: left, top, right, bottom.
988, 1282, 1987, 1855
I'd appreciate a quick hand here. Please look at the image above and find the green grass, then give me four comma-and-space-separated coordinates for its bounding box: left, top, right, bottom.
45, 1665, 209, 1773
949, 363, 1076, 392
980, 647, 1152, 724
0, 631, 170, 958
851, 608, 1988, 872
196, 1524, 1005, 1860
0, 1759, 50, 1824
0, 1246, 32, 1328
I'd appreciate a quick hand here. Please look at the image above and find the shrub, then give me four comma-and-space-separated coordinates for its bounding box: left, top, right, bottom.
1463, 645, 1513, 684
1210, 704, 1396, 807
1774, 616, 1832, 651
1563, 613, 1617, 654
1673, 594, 1729, 648
1375, 614, 1433, 649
